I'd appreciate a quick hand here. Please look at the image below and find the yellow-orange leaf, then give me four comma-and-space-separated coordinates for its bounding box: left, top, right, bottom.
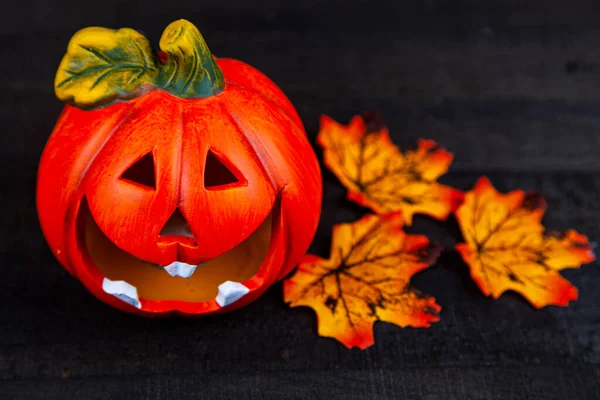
283, 212, 442, 349
455, 177, 596, 308
317, 112, 464, 225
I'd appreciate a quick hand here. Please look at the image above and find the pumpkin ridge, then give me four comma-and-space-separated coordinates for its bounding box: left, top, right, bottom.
224, 80, 304, 132
54, 102, 143, 276
74, 99, 148, 189
176, 101, 185, 206
225, 84, 311, 171
218, 100, 280, 193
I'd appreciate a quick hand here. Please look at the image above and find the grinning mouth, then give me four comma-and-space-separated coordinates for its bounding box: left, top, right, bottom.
78, 197, 276, 311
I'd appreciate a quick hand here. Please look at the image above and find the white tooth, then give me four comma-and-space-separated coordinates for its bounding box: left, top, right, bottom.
102, 278, 141, 309
215, 281, 250, 307
164, 261, 198, 278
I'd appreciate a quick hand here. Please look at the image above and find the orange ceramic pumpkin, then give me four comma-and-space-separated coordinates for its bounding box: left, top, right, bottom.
36, 20, 322, 316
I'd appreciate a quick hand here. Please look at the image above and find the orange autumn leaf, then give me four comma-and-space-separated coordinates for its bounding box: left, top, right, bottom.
455, 177, 596, 308
283, 212, 442, 350
317, 112, 464, 225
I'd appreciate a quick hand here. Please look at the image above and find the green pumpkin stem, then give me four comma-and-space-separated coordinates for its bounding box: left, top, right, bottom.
156, 20, 225, 98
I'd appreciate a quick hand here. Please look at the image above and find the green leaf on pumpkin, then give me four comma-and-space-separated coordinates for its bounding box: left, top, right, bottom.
55, 26, 160, 108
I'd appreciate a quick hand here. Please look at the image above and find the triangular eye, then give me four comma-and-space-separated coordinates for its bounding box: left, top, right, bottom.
204, 149, 242, 189
120, 151, 156, 189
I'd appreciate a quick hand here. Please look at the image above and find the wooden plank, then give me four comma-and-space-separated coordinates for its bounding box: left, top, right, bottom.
10, 29, 600, 103
3, 0, 600, 35
1, 363, 599, 400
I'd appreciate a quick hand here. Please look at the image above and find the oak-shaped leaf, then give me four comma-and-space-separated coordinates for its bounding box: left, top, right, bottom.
455, 177, 596, 308
283, 212, 442, 350
317, 112, 464, 225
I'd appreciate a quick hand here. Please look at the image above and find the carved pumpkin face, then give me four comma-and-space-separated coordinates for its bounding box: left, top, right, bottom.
36, 20, 322, 316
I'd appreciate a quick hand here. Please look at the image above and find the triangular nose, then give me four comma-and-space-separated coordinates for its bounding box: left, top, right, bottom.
159, 207, 194, 239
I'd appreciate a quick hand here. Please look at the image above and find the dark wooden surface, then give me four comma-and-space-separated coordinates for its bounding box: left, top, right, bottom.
2, 1, 600, 399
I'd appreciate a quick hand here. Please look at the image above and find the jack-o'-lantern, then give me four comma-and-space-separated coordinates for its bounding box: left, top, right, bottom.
36, 20, 322, 316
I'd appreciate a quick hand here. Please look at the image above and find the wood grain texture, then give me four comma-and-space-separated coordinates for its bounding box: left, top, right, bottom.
2, 366, 600, 400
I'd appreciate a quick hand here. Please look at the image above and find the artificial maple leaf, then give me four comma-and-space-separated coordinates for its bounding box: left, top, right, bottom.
317, 112, 464, 225
455, 177, 596, 308
283, 212, 442, 350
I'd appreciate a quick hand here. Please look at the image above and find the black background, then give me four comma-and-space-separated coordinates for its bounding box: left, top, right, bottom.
2, 1, 600, 399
